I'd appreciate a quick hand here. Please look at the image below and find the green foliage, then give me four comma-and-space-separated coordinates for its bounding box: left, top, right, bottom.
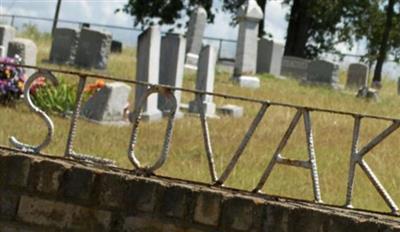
19, 23, 51, 42
32, 81, 77, 115
118, 0, 214, 29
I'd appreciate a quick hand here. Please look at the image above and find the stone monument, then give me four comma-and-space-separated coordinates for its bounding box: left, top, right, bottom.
7, 38, 37, 77
49, 28, 79, 65
0, 25, 16, 54
189, 45, 217, 116
82, 82, 131, 123
185, 6, 208, 70
134, 26, 162, 122
159, 33, 186, 118
75, 28, 112, 69
306, 60, 340, 88
281, 56, 311, 79
346, 63, 368, 90
232, 0, 263, 89
256, 38, 284, 76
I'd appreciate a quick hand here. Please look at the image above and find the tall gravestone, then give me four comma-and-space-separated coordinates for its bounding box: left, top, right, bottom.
306, 60, 340, 88
159, 33, 186, 118
135, 26, 162, 122
346, 63, 368, 89
185, 6, 207, 70
256, 38, 284, 76
189, 45, 217, 116
281, 56, 310, 79
0, 25, 16, 55
398, 77, 400, 96
49, 28, 79, 65
232, 0, 263, 89
7, 38, 37, 77
75, 28, 112, 69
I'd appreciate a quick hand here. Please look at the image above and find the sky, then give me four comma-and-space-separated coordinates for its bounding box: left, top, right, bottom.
0, 0, 399, 79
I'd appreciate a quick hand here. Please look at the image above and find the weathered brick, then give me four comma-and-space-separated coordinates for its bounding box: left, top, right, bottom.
96, 172, 128, 208
0, 190, 19, 220
221, 196, 263, 231
123, 216, 162, 232
160, 184, 193, 219
17, 195, 111, 231
29, 160, 67, 195
193, 190, 222, 226
262, 203, 290, 232
62, 166, 96, 200
129, 179, 161, 213
1, 155, 31, 187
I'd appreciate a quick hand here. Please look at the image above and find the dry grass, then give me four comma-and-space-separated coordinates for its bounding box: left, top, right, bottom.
0, 34, 399, 214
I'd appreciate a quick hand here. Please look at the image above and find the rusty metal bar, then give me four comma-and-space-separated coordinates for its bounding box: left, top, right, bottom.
276, 155, 312, 169
215, 103, 269, 185
198, 94, 218, 182
303, 110, 322, 203
64, 75, 87, 157
359, 160, 399, 215
345, 116, 362, 208
253, 109, 303, 192
2, 62, 399, 123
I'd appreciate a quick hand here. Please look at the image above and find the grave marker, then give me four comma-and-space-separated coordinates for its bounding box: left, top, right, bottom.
185, 6, 207, 70
49, 28, 79, 65
256, 39, 284, 76
281, 56, 310, 79
346, 63, 368, 89
0, 25, 16, 54
232, 0, 263, 89
189, 45, 217, 116
135, 26, 162, 121
7, 38, 37, 77
159, 33, 186, 118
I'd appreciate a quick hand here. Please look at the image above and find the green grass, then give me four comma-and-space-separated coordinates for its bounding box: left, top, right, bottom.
1, 32, 400, 215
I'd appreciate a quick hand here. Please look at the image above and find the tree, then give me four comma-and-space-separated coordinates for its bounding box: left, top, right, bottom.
346, 0, 400, 84
283, 0, 351, 59
222, 0, 267, 37
118, 0, 214, 29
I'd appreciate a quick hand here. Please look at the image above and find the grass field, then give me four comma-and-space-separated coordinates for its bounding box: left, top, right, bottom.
0, 30, 399, 214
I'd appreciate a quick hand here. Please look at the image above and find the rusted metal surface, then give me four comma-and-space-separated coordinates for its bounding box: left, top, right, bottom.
1, 62, 399, 216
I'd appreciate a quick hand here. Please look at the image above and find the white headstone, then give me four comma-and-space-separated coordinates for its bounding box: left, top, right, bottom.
0, 25, 16, 54
185, 6, 208, 70
306, 60, 340, 87
82, 82, 131, 123
281, 56, 311, 79
159, 33, 186, 118
135, 26, 162, 122
75, 28, 112, 69
256, 38, 284, 76
232, 0, 263, 88
217, 104, 244, 118
189, 45, 217, 116
50, 28, 80, 65
7, 38, 37, 77
346, 63, 368, 89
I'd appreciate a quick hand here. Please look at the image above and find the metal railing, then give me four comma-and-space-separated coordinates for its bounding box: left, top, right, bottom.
1, 62, 399, 217
0, 13, 237, 61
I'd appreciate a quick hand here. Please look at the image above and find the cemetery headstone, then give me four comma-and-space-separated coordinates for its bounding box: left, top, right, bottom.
111, 40, 122, 53
7, 38, 37, 77
189, 45, 217, 116
217, 104, 244, 118
135, 26, 162, 122
346, 63, 368, 89
398, 77, 400, 96
82, 82, 131, 123
159, 33, 186, 118
75, 28, 112, 69
306, 60, 340, 88
0, 46, 4, 57
232, 0, 263, 89
185, 6, 207, 70
256, 38, 284, 76
281, 56, 310, 79
0, 25, 16, 54
49, 28, 79, 65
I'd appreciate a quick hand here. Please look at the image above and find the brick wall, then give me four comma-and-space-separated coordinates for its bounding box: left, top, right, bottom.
0, 150, 399, 231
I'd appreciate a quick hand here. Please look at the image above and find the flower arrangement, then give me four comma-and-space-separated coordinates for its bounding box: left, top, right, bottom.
0, 56, 26, 105
84, 80, 105, 94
